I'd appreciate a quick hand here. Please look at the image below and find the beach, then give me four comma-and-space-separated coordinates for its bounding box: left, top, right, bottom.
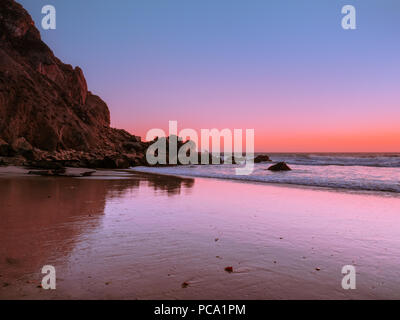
1, 167, 400, 299
1, 0, 399, 307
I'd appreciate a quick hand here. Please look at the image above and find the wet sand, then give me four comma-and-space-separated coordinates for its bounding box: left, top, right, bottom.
1, 168, 400, 299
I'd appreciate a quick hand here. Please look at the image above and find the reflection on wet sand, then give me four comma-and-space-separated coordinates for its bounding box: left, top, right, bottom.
0, 172, 194, 298
2, 171, 400, 300
135, 172, 195, 196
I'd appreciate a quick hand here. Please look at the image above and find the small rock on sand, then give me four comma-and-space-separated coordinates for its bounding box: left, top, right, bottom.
224, 266, 233, 273
5, 257, 19, 265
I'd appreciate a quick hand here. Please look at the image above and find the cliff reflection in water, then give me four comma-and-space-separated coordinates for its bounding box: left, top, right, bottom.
0, 172, 194, 293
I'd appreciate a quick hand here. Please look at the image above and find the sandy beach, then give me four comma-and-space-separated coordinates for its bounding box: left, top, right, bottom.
1, 167, 400, 300
1, 0, 399, 308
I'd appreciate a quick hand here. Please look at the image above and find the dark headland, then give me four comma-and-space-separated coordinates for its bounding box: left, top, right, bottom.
0, 0, 150, 170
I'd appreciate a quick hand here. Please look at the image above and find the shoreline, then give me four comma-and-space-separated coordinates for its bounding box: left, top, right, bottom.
2, 164, 399, 198
129, 166, 400, 197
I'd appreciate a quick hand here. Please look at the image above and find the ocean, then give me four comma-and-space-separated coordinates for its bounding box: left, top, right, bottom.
132, 153, 400, 193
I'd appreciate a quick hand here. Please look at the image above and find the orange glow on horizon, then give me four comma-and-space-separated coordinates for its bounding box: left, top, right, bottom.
121, 124, 400, 153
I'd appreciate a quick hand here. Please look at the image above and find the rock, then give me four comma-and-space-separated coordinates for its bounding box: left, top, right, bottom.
131, 154, 146, 166
12, 137, 32, 151
123, 142, 144, 152
254, 155, 271, 163
81, 170, 95, 177
28, 164, 66, 175
6, 257, 19, 265
85, 155, 131, 169
267, 162, 292, 171
0, 0, 149, 167
115, 157, 130, 169
0, 155, 26, 166
28, 168, 95, 177
224, 266, 234, 273
28, 170, 54, 176
0, 138, 13, 156
61, 168, 95, 177
11, 137, 34, 159
197, 151, 222, 165
28, 160, 65, 171
232, 156, 246, 165
145, 136, 202, 166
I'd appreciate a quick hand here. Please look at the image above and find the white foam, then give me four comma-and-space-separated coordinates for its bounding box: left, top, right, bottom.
131, 162, 400, 193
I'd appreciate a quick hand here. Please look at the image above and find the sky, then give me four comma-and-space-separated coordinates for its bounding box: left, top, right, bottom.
19, 0, 400, 152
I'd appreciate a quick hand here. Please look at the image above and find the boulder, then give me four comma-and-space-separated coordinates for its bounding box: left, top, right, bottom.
11, 137, 34, 159
0, 138, 13, 156
267, 162, 292, 171
254, 155, 271, 163
231, 156, 246, 165
123, 142, 143, 152
85, 155, 131, 169
0, 155, 26, 166
28, 170, 54, 176
28, 168, 95, 177
115, 158, 130, 169
27, 160, 65, 171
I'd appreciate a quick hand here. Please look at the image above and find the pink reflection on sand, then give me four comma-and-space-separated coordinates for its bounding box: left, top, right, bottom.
1, 174, 400, 299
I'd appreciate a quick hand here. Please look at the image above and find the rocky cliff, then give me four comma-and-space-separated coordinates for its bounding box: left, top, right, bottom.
0, 0, 148, 168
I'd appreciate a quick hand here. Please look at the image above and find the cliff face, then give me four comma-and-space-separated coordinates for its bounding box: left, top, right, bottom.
0, 0, 147, 168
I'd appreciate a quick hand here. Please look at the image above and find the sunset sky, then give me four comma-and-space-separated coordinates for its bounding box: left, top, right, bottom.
20, 0, 400, 152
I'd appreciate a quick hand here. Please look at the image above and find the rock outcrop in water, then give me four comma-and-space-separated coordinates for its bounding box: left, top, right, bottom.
146, 135, 222, 166
0, 0, 149, 168
254, 154, 271, 163
267, 162, 292, 171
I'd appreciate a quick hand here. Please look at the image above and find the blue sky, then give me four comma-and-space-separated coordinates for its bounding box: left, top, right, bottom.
18, 0, 400, 151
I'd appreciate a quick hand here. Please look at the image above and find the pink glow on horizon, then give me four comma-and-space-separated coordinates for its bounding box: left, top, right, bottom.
116, 123, 400, 153
105, 69, 400, 153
